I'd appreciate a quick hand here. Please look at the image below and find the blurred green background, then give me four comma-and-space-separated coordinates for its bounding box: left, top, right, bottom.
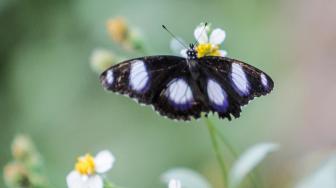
1, 0, 335, 187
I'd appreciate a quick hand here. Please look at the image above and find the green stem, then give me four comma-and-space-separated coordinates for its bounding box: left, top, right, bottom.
204, 118, 228, 187
250, 169, 262, 188
212, 124, 260, 188
104, 179, 113, 188
103, 177, 122, 188
212, 126, 238, 159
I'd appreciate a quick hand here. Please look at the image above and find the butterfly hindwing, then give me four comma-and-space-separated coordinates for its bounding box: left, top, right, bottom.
198, 56, 274, 119
153, 69, 209, 120
196, 64, 241, 120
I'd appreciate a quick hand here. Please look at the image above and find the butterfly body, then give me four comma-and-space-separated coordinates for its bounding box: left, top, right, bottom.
100, 46, 273, 121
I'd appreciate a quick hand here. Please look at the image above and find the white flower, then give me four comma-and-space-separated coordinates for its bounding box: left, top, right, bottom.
178, 23, 227, 58
66, 150, 115, 188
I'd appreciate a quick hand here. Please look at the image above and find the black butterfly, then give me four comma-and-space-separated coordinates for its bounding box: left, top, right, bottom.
100, 42, 274, 121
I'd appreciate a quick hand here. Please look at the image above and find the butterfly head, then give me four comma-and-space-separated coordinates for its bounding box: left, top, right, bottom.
187, 44, 197, 60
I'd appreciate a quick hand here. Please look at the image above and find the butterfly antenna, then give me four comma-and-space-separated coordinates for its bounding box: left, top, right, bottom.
194, 22, 208, 46
162, 25, 188, 48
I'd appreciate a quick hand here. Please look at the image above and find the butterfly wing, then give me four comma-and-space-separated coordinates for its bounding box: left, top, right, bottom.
100, 56, 182, 104
100, 56, 208, 120
197, 56, 274, 120
153, 67, 209, 120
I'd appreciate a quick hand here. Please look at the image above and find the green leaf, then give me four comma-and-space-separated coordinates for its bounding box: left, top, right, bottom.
228, 143, 279, 188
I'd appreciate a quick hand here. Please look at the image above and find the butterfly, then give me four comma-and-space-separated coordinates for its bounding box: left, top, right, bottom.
99, 47, 274, 121
100, 26, 274, 121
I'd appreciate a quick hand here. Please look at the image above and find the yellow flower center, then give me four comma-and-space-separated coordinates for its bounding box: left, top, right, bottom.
75, 154, 95, 175
195, 43, 221, 58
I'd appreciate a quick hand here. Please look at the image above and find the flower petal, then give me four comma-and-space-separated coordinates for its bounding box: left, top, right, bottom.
86, 175, 103, 188
219, 50, 228, 57
169, 179, 182, 188
170, 38, 186, 56
94, 150, 115, 173
161, 168, 211, 188
67, 171, 85, 188
180, 49, 188, 58
194, 25, 208, 44
209, 28, 226, 45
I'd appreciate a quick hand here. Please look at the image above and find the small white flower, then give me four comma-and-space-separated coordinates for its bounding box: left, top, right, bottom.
177, 23, 227, 58
194, 26, 226, 46
66, 150, 115, 188
168, 179, 182, 188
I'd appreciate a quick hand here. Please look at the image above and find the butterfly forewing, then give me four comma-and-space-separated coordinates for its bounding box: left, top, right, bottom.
101, 56, 184, 104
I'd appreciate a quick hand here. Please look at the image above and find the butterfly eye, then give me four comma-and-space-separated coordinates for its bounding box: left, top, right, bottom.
186, 50, 196, 57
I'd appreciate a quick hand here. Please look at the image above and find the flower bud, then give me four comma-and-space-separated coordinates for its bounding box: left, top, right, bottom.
107, 17, 129, 45
3, 162, 30, 188
90, 49, 117, 73
11, 134, 35, 162
106, 17, 146, 52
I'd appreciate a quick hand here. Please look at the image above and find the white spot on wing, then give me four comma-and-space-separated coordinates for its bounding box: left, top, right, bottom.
129, 60, 149, 92
231, 63, 249, 95
106, 70, 114, 85
166, 78, 193, 104
261, 73, 268, 88
207, 79, 226, 105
